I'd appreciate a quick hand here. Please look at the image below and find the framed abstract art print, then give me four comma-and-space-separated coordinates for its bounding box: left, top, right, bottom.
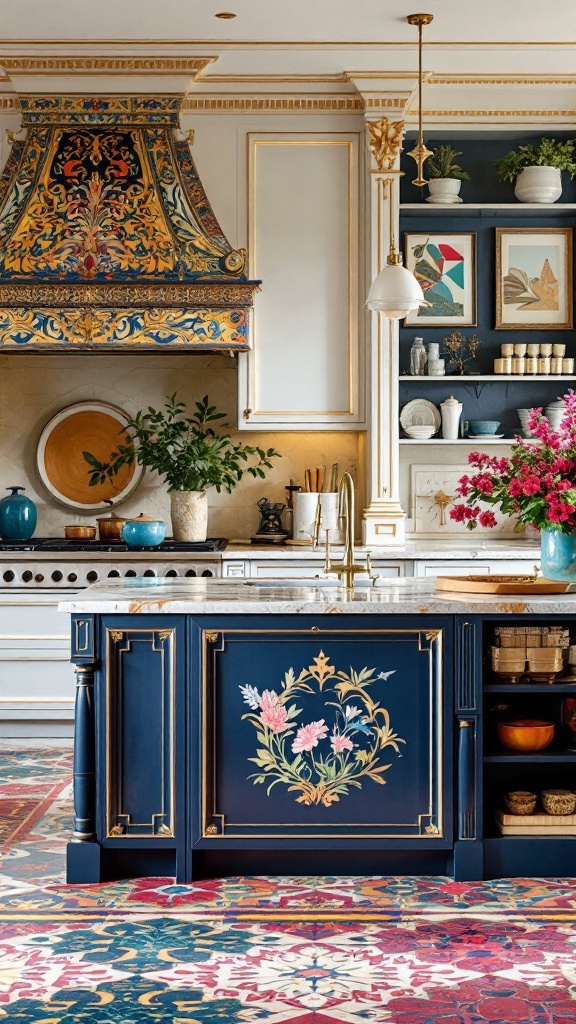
404, 232, 476, 326
495, 227, 573, 330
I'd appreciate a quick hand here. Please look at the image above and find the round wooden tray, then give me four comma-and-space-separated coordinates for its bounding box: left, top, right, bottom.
36, 401, 143, 511
436, 574, 572, 595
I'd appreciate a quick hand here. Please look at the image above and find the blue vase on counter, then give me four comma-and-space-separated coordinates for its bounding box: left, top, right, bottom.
540, 529, 576, 582
0, 486, 37, 541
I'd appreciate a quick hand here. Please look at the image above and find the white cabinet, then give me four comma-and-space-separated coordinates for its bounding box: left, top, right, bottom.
413, 559, 537, 578
223, 557, 406, 579
238, 131, 364, 429
0, 594, 75, 736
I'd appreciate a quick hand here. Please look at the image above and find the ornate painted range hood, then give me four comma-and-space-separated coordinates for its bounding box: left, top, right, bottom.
0, 95, 258, 351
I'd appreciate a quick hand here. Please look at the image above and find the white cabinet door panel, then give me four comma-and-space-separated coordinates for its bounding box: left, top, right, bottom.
239, 132, 363, 428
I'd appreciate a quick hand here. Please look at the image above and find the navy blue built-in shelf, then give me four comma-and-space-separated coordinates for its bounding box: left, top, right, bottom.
485, 684, 576, 693
485, 752, 576, 763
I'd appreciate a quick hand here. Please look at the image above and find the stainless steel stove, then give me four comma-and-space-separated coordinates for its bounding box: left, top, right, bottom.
0, 538, 226, 588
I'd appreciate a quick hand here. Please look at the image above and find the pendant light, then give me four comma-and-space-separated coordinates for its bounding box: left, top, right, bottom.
366, 12, 432, 320
406, 12, 433, 186
366, 237, 425, 319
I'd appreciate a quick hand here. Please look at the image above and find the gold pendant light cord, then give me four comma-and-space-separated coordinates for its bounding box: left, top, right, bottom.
407, 13, 433, 187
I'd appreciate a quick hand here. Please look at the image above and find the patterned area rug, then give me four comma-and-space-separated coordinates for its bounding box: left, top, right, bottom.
1, 748, 576, 1022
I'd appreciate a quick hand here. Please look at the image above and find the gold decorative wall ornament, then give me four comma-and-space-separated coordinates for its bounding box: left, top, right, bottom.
367, 117, 405, 171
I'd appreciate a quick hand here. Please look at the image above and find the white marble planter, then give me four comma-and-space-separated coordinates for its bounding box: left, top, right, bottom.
428, 178, 462, 200
514, 166, 562, 204
170, 490, 208, 542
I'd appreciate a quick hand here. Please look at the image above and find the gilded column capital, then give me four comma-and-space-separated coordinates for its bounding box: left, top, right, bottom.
367, 116, 405, 172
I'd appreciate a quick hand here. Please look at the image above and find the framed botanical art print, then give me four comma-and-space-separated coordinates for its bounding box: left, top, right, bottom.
495, 227, 573, 330
404, 232, 476, 326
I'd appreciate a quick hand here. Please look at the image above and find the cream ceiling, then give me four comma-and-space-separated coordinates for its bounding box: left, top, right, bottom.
0, 0, 574, 114
0, 0, 574, 45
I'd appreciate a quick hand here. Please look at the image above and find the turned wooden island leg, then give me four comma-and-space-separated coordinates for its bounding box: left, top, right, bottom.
72, 664, 96, 842
66, 617, 101, 882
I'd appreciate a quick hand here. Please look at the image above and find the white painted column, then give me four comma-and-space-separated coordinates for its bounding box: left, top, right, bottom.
362, 159, 407, 546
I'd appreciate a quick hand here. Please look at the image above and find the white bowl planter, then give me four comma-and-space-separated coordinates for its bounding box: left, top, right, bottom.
514, 166, 562, 204
428, 178, 462, 201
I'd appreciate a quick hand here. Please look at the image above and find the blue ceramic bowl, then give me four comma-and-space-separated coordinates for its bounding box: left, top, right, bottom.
121, 515, 166, 548
468, 420, 501, 435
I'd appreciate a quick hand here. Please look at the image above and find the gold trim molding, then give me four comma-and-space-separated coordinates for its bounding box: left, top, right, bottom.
183, 95, 362, 112
0, 282, 259, 309
0, 56, 216, 76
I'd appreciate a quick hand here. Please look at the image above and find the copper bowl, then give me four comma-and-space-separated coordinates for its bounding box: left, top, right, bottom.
64, 525, 96, 540
498, 719, 554, 752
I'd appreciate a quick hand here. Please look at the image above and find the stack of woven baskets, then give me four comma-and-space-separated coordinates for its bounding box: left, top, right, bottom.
491, 625, 569, 684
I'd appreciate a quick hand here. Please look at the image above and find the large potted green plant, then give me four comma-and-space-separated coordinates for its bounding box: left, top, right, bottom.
83, 394, 281, 542
496, 138, 576, 204
426, 145, 470, 204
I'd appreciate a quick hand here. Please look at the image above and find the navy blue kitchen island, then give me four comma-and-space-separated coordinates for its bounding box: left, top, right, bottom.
60, 578, 576, 884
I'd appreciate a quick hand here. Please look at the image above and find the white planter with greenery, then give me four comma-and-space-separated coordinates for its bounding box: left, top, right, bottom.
84, 395, 280, 542
514, 166, 562, 204
426, 145, 469, 203
496, 138, 576, 204
170, 490, 208, 542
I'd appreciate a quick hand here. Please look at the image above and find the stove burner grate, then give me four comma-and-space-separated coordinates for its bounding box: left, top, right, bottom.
0, 538, 228, 553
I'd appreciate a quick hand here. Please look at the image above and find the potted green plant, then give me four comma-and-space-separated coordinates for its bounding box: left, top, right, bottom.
426, 145, 470, 204
83, 394, 281, 542
496, 138, 576, 204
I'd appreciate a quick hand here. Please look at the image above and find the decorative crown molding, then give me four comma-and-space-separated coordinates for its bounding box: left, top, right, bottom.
182, 94, 362, 112
0, 56, 216, 76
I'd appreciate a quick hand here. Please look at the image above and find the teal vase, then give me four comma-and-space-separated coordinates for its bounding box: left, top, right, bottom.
0, 486, 37, 541
540, 529, 576, 582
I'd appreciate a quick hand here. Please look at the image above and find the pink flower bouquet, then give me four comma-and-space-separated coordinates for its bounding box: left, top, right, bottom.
451, 391, 576, 535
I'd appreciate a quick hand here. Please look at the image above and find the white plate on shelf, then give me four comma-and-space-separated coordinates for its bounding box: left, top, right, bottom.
400, 398, 441, 432
425, 195, 464, 205
466, 434, 505, 440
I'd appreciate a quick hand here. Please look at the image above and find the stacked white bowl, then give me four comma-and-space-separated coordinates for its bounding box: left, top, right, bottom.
404, 424, 437, 440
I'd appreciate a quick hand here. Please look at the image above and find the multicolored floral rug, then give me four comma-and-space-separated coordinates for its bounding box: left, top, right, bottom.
1, 748, 576, 1021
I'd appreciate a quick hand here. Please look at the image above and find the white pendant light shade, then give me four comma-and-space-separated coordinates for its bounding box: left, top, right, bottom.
366, 259, 425, 320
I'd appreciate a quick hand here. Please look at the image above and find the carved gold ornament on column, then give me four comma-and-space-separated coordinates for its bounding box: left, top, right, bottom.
367, 117, 405, 172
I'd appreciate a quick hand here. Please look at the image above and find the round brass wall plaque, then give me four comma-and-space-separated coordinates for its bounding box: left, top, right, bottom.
36, 401, 143, 511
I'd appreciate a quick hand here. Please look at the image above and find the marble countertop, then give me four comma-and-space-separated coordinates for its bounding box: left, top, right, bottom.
59, 576, 575, 615
223, 539, 540, 560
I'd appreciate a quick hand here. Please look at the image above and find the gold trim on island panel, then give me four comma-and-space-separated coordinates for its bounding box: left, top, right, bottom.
201, 628, 443, 839
248, 135, 358, 419
105, 628, 176, 839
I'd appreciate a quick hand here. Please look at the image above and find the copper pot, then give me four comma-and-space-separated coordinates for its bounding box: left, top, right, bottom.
64, 524, 96, 540
96, 509, 128, 541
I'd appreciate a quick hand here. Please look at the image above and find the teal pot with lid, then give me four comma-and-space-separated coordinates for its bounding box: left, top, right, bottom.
540, 529, 576, 582
0, 486, 37, 541
121, 513, 166, 548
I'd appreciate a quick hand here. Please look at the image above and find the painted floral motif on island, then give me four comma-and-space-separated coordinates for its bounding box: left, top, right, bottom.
240, 649, 404, 806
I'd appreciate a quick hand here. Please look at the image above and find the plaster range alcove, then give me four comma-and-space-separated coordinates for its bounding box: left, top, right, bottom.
0, 353, 362, 539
